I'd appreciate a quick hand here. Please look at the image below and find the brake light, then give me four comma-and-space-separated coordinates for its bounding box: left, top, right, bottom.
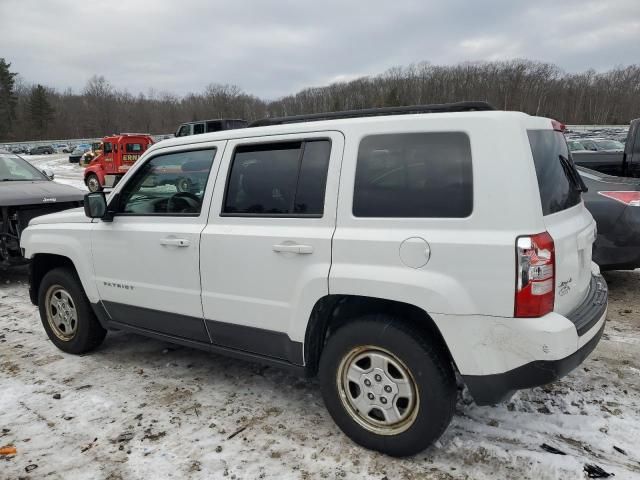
550, 119, 566, 132
515, 232, 555, 317
598, 191, 640, 207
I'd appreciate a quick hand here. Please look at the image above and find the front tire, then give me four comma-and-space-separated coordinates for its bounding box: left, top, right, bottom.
86, 173, 102, 192
318, 314, 456, 457
38, 267, 106, 354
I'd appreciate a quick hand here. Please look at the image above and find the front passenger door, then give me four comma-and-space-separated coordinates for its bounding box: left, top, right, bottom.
91, 144, 224, 342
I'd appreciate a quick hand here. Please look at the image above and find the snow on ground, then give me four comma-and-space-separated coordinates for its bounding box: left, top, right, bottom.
1, 154, 639, 479
25, 153, 87, 191
1, 273, 639, 480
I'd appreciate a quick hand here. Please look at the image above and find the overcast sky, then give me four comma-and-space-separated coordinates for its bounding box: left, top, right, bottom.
1, 0, 638, 99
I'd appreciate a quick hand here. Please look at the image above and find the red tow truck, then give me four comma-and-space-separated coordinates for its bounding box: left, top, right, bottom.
84, 134, 154, 192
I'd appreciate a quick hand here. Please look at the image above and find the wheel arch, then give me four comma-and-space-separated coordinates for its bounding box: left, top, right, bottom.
30, 253, 77, 305
303, 295, 456, 377
23, 224, 98, 306
84, 166, 104, 184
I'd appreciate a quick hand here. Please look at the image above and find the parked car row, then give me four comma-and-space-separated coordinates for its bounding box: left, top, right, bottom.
569, 118, 639, 178
68, 143, 93, 163
568, 138, 625, 153
1, 144, 57, 155
8, 144, 30, 154
1, 142, 100, 156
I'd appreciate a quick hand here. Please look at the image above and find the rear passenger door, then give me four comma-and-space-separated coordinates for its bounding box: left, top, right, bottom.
200, 132, 344, 364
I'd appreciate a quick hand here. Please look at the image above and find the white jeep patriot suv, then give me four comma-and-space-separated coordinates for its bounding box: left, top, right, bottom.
21, 102, 608, 457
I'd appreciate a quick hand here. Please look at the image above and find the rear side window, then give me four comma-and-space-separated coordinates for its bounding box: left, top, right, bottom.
353, 132, 473, 217
193, 123, 205, 135
528, 130, 581, 215
223, 139, 331, 216
206, 121, 223, 132
126, 143, 143, 153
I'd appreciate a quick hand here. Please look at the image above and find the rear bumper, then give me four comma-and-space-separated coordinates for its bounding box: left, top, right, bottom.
462, 273, 608, 405
463, 320, 605, 405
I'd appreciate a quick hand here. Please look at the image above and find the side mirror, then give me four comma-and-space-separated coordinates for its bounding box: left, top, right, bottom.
84, 192, 107, 219
42, 169, 54, 180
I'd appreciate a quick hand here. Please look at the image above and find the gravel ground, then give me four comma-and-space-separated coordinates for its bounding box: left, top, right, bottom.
0, 154, 639, 479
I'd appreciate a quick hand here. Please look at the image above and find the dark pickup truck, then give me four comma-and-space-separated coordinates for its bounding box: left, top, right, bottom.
572, 118, 640, 177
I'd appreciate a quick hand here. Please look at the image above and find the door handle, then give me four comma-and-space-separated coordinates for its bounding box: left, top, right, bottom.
272, 243, 314, 254
160, 237, 190, 247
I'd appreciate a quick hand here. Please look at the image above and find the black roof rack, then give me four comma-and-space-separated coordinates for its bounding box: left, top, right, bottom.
248, 101, 495, 127
181, 118, 247, 125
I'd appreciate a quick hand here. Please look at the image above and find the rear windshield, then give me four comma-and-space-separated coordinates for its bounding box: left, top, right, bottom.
528, 130, 581, 215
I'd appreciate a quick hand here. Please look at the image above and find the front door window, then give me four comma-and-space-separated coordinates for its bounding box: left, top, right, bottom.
117, 149, 217, 215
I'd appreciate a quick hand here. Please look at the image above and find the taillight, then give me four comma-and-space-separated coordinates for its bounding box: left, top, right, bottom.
515, 232, 555, 317
550, 119, 566, 132
598, 191, 640, 207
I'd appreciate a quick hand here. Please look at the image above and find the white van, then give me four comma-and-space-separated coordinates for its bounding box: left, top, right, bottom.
21, 102, 607, 456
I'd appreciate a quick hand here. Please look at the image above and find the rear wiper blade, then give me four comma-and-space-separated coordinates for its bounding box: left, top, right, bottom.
559, 155, 588, 193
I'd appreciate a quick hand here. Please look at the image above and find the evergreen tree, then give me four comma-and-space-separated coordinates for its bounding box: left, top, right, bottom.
0, 58, 18, 140
28, 84, 55, 137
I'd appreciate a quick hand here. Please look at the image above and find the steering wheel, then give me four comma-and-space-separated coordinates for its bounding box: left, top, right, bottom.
167, 192, 201, 213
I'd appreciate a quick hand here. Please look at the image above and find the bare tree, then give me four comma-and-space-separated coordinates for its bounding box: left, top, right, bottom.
3, 60, 640, 142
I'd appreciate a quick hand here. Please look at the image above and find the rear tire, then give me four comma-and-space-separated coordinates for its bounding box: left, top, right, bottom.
38, 267, 106, 354
318, 314, 456, 457
86, 173, 102, 192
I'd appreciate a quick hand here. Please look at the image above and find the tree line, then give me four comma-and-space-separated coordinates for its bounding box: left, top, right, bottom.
1, 58, 639, 142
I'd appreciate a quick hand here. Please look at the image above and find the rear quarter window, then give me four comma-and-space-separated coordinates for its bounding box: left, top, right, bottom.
528, 130, 581, 215
353, 132, 473, 217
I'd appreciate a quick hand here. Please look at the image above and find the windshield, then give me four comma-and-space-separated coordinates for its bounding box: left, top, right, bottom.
594, 140, 624, 150
0, 153, 48, 181
567, 140, 584, 151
